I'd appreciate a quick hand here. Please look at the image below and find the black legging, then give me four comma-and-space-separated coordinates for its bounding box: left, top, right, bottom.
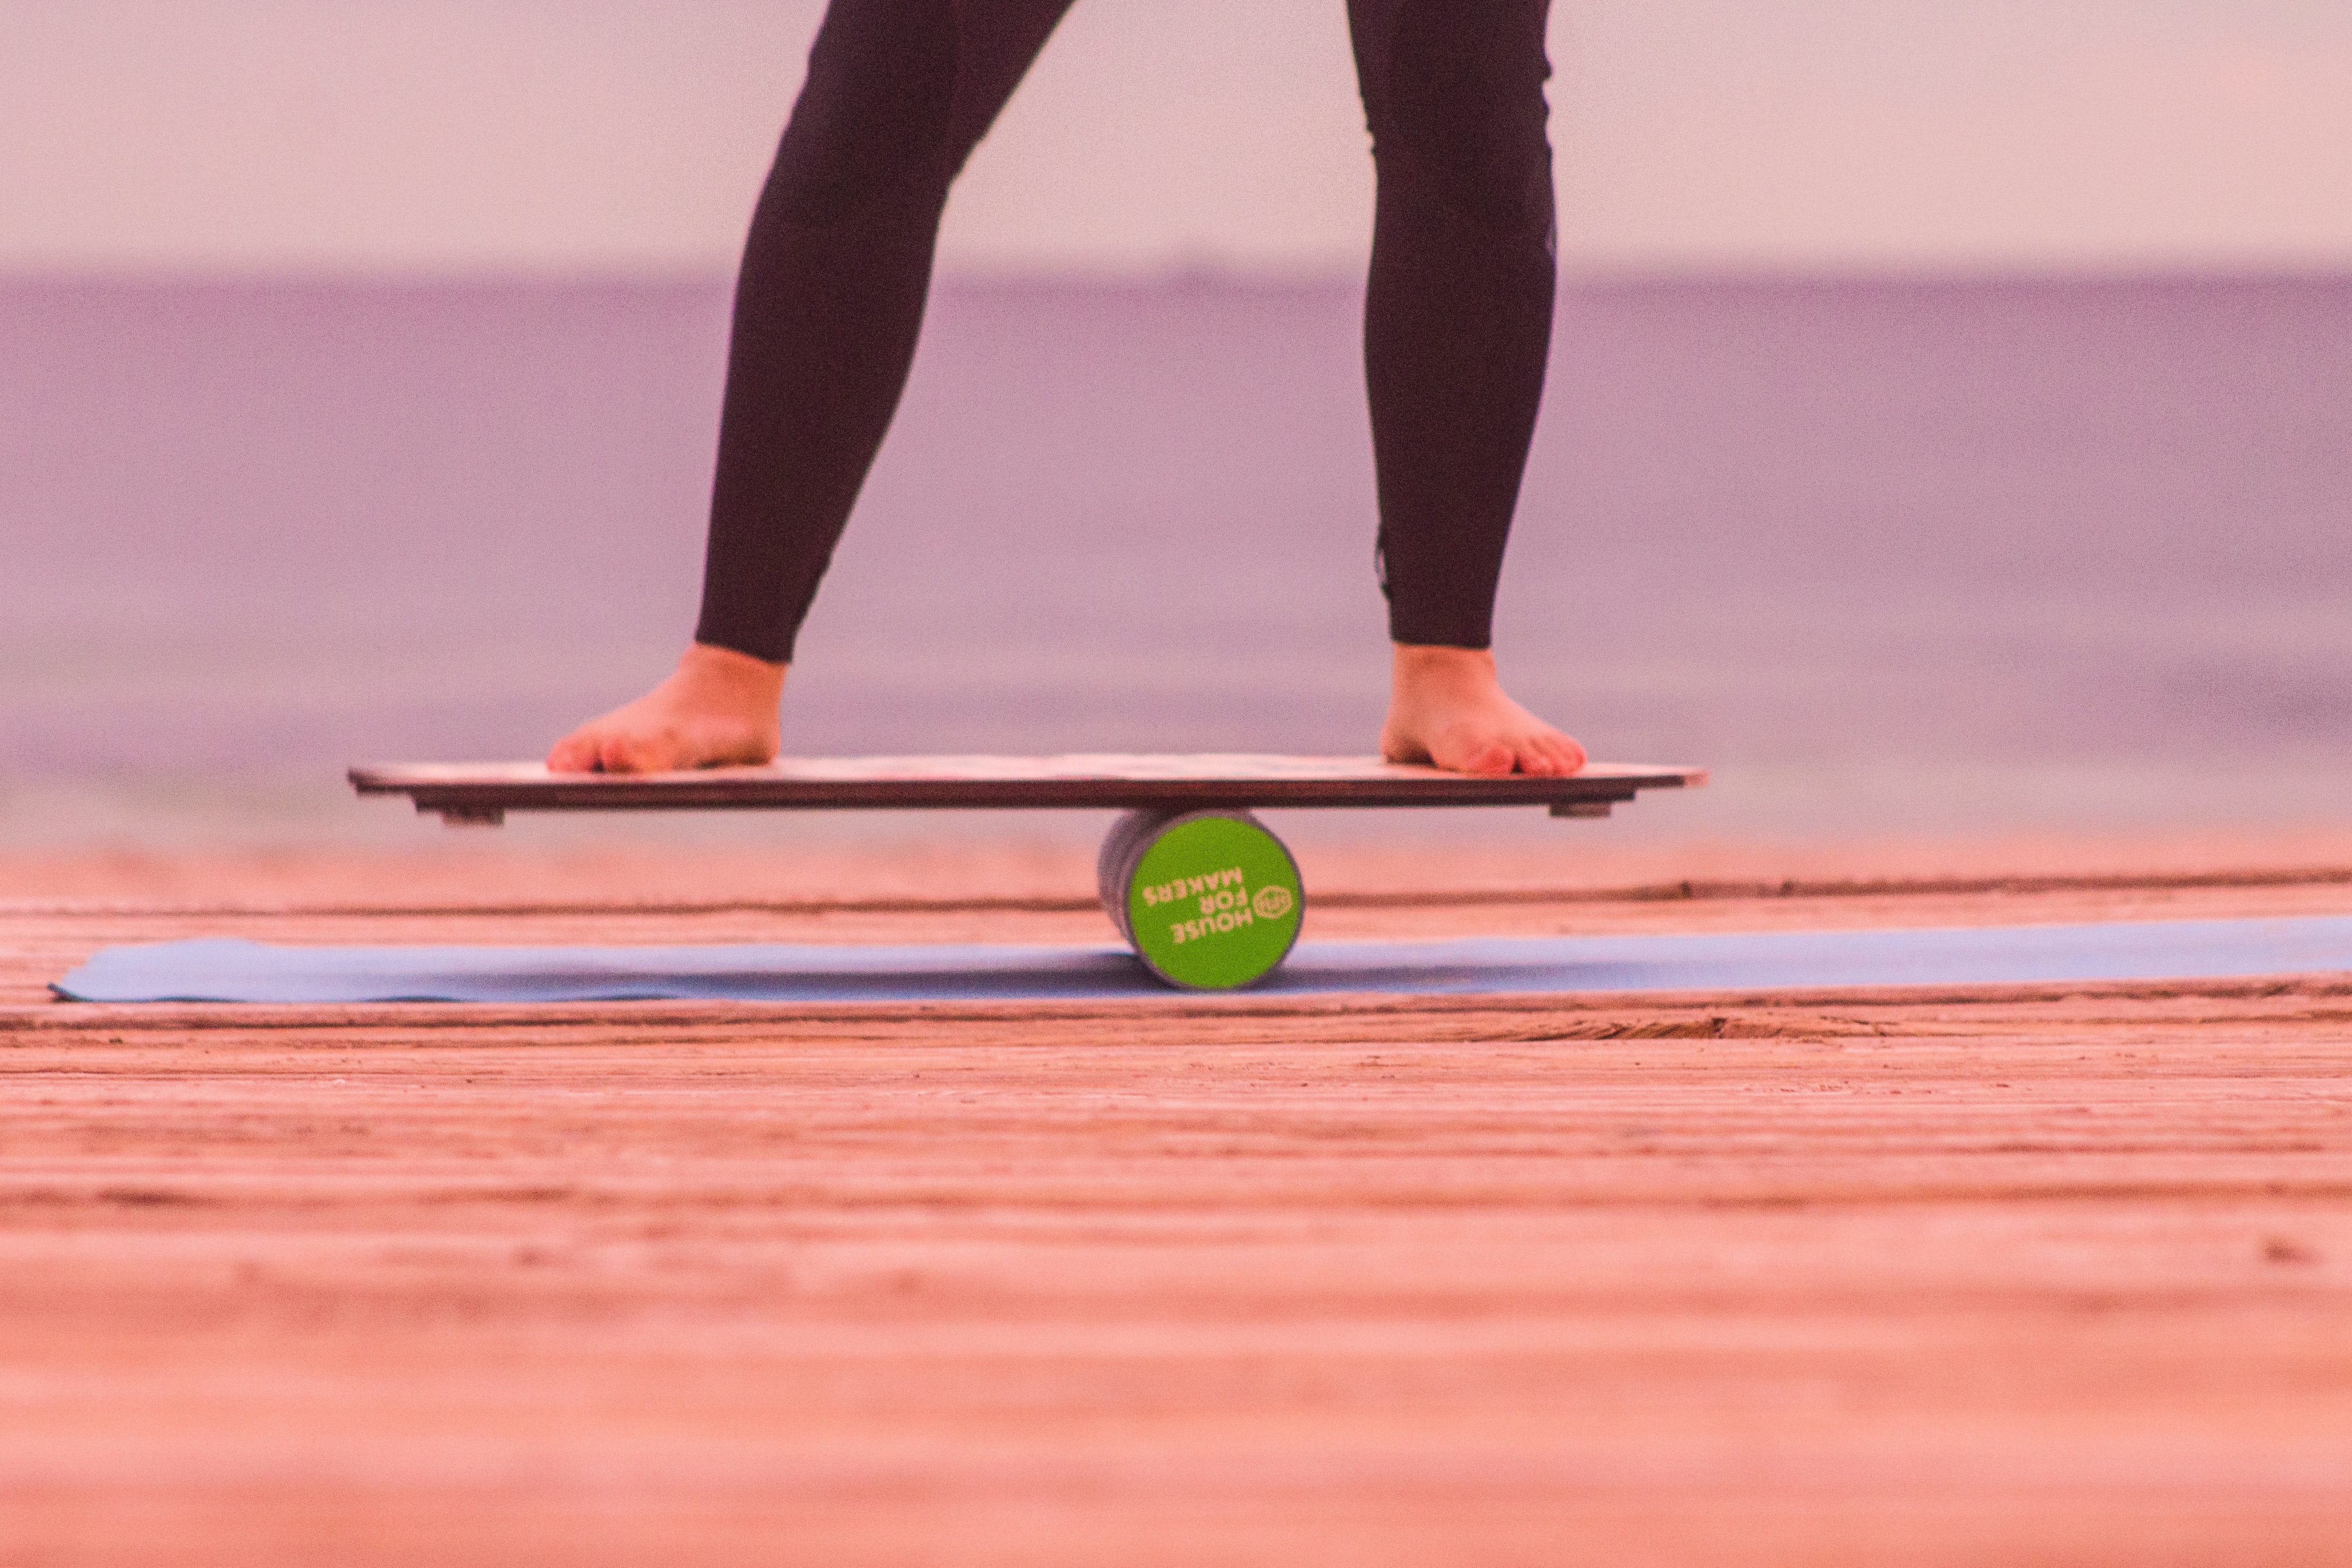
696, 0, 1557, 663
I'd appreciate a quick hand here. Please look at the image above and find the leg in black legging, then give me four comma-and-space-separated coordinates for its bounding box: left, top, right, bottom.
554, 0, 1582, 776
1352, 0, 1580, 775
699, 0, 1556, 665
1349, 0, 1558, 651
695, 0, 1077, 665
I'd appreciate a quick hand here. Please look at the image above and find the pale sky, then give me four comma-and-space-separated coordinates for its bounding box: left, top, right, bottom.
5, 0, 2349, 276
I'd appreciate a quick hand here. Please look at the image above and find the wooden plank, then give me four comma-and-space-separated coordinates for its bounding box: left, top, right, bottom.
5, 875, 2351, 1566
349, 753, 1707, 820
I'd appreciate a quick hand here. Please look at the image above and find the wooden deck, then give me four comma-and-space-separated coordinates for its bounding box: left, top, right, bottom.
4, 862, 2350, 1566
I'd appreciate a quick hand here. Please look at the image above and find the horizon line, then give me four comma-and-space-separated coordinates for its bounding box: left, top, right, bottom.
5, 257, 2350, 290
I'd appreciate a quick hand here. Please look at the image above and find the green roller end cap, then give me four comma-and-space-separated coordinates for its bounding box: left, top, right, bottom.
1117, 811, 1303, 990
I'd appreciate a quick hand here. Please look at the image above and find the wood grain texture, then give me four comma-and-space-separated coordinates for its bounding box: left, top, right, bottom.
4, 869, 2351, 1566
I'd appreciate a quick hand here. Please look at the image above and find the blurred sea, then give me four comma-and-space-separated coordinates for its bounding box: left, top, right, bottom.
2, 272, 2347, 848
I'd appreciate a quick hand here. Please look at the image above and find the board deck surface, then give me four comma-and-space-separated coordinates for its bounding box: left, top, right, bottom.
350, 754, 1705, 820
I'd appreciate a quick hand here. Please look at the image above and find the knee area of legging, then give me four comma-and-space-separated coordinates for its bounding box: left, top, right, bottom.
766, 0, 961, 226
1379, 0, 1556, 236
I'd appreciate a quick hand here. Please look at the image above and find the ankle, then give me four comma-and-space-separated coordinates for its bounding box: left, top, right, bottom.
677, 642, 787, 708
1391, 643, 1497, 693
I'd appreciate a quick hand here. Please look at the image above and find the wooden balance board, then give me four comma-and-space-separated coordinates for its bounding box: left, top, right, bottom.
349, 755, 1705, 992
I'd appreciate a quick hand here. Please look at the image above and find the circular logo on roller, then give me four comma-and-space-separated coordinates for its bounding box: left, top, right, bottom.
1125, 813, 1303, 990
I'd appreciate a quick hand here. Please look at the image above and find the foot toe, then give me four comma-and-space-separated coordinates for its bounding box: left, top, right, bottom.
595, 735, 641, 773
1460, 740, 1516, 777
547, 731, 598, 773
1546, 734, 1586, 776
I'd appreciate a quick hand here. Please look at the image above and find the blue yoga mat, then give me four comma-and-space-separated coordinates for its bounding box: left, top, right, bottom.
53, 917, 2352, 1004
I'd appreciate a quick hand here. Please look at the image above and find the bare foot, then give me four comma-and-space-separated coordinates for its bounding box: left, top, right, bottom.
546, 644, 785, 773
1380, 644, 1586, 777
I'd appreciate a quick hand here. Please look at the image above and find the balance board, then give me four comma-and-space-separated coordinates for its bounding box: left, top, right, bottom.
349, 755, 1705, 992
350, 755, 1703, 821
